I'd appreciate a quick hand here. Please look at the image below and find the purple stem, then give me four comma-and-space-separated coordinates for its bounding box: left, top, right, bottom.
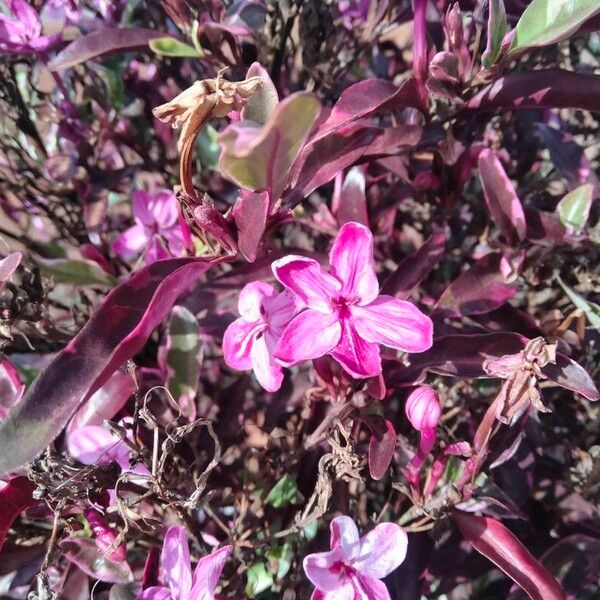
412, 0, 428, 82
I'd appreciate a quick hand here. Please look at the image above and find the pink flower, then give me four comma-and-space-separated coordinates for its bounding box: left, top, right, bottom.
0, 0, 60, 54
272, 222, 433, 379
113, 189, 188, 265
137, 526, 231, 600
303, 515, 408, 599
405, 386, 441, 431
223, 281, 297, 392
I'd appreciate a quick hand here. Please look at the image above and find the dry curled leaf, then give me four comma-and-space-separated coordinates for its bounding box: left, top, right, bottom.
153, 71, 261, 198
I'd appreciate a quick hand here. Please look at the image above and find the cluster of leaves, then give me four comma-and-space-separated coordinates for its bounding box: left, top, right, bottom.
1, 0, 600, 598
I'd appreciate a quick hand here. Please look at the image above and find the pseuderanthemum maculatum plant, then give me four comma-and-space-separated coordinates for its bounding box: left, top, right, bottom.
0, 0, 599, 599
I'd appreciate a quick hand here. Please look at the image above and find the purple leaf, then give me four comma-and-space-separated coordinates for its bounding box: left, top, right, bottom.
61, 537, 133, 584
0, 257, 224, 476
412, 0, 428, 82
543, 354, 599, 401
465, 69, 600, 113
451, 510, 565, 600
308, 77, 426, 145
362, 415, 397, 480
232, 190, 270, 262
48, 27, 169, 70
0, 477, 36, 553
332, 166, 369, 226
381, 228, 446, 298
362, 124, 444, 158
434, 252, 521, 317
535, 124, 599, 193
219, 92, 321, 201
478, 149, 527, 245
287, 125, 379, 201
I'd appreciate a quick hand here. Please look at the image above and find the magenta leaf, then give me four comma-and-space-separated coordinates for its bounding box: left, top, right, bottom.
381, 228, 445, 298
0, 477, 36, 552
0, 257, 224, 476
232, 190, 270, 262
434, 252, 521, 317
465, 69, 600, 113
478, 149, 527, 245
48, 27, 170, 70
362, 415, 397, 480
451, 510, 565, 600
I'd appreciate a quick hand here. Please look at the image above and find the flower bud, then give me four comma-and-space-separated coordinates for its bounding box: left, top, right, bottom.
405, 386, 441, 431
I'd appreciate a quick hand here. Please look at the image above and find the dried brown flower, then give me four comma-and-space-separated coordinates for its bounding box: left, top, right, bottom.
483, 337, 557, 424
153, 71, 261, 198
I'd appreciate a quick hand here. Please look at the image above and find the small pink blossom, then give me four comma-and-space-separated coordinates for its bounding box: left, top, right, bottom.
137, 526, 231, 600
223, 281, 297, 392
0, 0, 60, 54
113, 189, 189, 265
405, 385, 441, 431
303, 515, 408, 599
272, 222, 433, 379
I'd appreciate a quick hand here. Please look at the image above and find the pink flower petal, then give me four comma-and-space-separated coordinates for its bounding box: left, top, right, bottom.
150, 190, 179, 228
263, 289, 298, 333
190, 545, 231, 597
314, 582, 355, 599
329, 222, 379, 305
353, 523, 408, 579
161, 526, 192, 599
275, 309, 341, 366
113, 223, 149, 259
222, 317, 262, 371
329, 319, 381, 378
351, 295, 433, 353
238, 281, 275, 322
137, 586, 172, 600
162, 226, 187, 257
272, 256, 341, 312
132, 190, 155, 227
350, 572, 391, 599
144, 235, 171, 265
250, 334, 284, 392
303, 546, 347, 592
330, 516, 360, 558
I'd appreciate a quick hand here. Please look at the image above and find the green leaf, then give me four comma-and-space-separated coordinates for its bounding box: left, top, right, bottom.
245, 562, 274, 597
219, 92, 321, 200
149, 37, 203, 58
37, 258, 117, 287
510, 0, 600, 57
264, 474, 300, 508
196, 124, 221, 171
556, 273, 600, 330
267, 541, 294, 580
482, 0, 508, 68
556, 184, 593, 233
163, 306, 201, 418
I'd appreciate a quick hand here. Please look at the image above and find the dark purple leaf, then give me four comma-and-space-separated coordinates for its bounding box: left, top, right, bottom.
434, 252, 521, 317
451, 510, 565, 600
49, 28, 169, 70
0, 257, 224, 476
465, 69, 600, 113
535, 124, 599, 193
232, 190, 270, 262
362, 124, 444, 158
543, 354, 599, 401
287, 125, 379, 202
381, 228, 446, 298
362, 415, 397, 480
478, 149, 527, 245
308, 77, 426, 145
0, 477, 36, 552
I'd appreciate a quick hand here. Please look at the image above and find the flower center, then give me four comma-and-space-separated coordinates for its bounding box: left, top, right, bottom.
331, 295, 357, 318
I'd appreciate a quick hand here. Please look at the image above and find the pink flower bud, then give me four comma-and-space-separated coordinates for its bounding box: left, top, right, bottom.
405, 386, 441, 431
